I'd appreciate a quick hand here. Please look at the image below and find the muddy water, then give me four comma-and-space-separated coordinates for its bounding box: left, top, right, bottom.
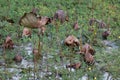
0, 40, 119, 80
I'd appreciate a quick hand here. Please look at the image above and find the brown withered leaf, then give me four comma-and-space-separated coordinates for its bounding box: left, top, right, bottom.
89, 18, 96, 26
84, 53, 94, 64
102, 30, 110, 40
54, 10, 68, 23
19, 12, 50, 28
66, 62, 81, 69
73, 22, 79, 30
64, 35, 80, 46
22, 27, 31, 37
80, 43, 95, 55
13, 54, 23, 63
3, 36, 14, 49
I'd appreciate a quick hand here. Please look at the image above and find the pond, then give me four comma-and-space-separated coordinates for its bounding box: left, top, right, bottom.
0, 40, 119, 80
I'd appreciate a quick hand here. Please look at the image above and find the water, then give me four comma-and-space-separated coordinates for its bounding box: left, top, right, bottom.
0, 41, 119, 80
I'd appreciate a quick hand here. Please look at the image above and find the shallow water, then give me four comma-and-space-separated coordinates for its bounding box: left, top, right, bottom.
0, 41, 119, 80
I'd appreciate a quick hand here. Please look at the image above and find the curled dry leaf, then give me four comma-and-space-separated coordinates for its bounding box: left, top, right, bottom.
22, 27, 31, 37
73, 22, 79, 30
64, 35, 80, 46
54, 10, 68, 23
80, 43, 95, 55
3, 36, 14, 49
13, 54, 23, 63
84, 53, 94, 64
19, 12, 50, 28
66, 62, 81, 69
102, 30, 110, 40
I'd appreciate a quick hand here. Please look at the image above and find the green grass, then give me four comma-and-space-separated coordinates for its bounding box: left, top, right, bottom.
0, 0, 120, 80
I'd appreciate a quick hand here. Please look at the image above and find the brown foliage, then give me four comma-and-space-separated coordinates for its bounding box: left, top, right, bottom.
89, 18, 96, 26
64, 35, 80, 46
66, 62, 81, 69
22, 27, 31, 37
3, 36, 14, 49
102, 30, 110, 40
84, 53, 94, 64
81, 43, 95, 55
13, 54, 23, 63
54, 10, 68, 23
19, 12, 50, 29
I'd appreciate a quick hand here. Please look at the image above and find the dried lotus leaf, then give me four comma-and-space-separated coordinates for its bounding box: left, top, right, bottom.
19, 12, 38, 28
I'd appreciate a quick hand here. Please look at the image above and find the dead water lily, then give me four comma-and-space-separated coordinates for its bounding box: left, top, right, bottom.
73, 22, 79, 30
54, 10, 68, 23
22, 27, 31, 37
80, 43, 95, 55
64, 35, 79, 46
66, 62, 81, 69
3, 36, 14, 49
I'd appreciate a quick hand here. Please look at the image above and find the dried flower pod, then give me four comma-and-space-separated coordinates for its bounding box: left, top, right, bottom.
3, 36, 14, 49
66, 62, 81, 69
89, 18, 96, 26
22, 27, 31, 37
84, 53, 94, 64
81, 43, 95, 55
64, 35, 80, 46
54, 10, 68, 23
102, 30, 110, 40
73, 22, 79, 30
98, 21, 106, 28
13, 54, 22, 63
